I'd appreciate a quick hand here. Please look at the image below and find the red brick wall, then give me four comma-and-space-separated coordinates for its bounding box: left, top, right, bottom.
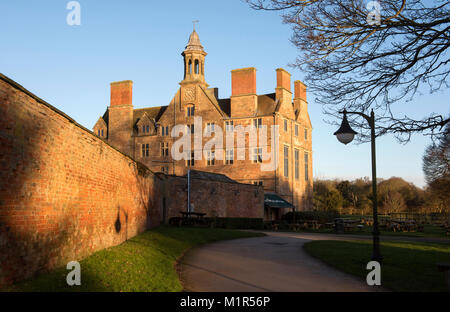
0, 74, 264, 287
160, 175, 264, 222
0, 75, 161, 286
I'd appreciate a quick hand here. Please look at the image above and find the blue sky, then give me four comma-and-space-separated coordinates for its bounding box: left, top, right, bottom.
1, 0, 448, 187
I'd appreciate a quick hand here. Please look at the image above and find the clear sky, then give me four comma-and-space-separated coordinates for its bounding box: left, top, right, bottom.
1, 0, 448, 188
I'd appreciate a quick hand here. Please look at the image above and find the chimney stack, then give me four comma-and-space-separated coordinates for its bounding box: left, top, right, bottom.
230, 67, 257, 117
275, 68, 292, 105
108, 80, 134, 157
293, 80, 308, 118
294, 80, 306, 102
110, 80, 133, 107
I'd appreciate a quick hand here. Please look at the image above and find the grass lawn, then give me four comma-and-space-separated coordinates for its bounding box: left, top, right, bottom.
4, 226, 264, 292
303, 240, 450, 292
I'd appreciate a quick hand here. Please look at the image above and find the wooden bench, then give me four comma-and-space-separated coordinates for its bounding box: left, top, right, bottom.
437, 263, 450, 288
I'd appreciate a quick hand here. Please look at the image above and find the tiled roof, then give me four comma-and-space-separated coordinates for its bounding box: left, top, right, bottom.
217, 93, 277, 118
133, 106, 167, 125
186, 170, 237, 183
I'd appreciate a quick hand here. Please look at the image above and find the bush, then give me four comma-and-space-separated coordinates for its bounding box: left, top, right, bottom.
282, 210, 340, 223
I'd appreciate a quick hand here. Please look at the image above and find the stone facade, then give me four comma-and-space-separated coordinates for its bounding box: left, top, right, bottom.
94, 30, 314, 219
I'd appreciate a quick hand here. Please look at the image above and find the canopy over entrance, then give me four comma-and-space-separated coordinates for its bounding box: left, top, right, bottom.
264, 193, 294, 209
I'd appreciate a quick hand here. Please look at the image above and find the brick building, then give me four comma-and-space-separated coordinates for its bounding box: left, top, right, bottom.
94, 29, 313, 219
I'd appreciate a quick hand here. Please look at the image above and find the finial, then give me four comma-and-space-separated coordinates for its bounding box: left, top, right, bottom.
192, 20, 199, 31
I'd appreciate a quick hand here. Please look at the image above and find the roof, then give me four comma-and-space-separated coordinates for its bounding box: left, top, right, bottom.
217, 93, 277, 117
185, 30, 204, 52
185, 170, 237, 183
264, 193, 294, 208
256, 93, 277, 116
133, 106, 167, 125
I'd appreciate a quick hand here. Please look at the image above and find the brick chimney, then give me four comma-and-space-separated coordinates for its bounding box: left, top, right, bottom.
275, 68, 292, 105
294, 80, 306, 102
110, 80, 133, 106
293, 80, 307, 117
230, 67, 257, 117
108, 80, 134, 156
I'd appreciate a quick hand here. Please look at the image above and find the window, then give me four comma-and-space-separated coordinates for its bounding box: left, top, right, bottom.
161, 166, 169, 174
188, 59, 192, 74
304, 128, 308, 141
187, 124, 194, 134
97, 130, 100, 136
161, 126, 169, 136
206, 122, 215, 134
142, 125, 151, 135
186, 152, 195, 167
295, 124, 298, 137
295, 149, 299, 180
225, 149, 234, 165
187, 105, 195, 117
160, 142, 169, 157
253, 181, 263, 186
142, 144, 149, 158
252, 148, 262, 163
284, 120, 288, 132
284, 145, 289, 177
225, 120, 234, 132
253, 118, 262, 129
206, 150, 215, 166
304, 152, 309, 181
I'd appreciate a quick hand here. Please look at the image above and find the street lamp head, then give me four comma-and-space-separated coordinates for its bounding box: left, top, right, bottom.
334, 110, 357, 145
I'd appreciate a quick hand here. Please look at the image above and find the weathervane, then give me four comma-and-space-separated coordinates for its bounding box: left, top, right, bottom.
192, 20, 199, 31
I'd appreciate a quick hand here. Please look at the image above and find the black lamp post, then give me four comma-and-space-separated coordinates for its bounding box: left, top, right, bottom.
334, 109, 383, 263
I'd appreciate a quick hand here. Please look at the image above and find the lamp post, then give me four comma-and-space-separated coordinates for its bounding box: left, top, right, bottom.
334, 109, 383, 263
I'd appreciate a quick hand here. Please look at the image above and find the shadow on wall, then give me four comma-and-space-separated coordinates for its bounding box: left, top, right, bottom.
0, 79, 55, 285
0, 76, 160, 287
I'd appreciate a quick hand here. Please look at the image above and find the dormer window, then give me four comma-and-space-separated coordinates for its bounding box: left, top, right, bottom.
141, 125, 151, 135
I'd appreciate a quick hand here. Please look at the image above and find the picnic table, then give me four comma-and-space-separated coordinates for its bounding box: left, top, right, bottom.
387, 219, 418, 232
177, 211, 208, 226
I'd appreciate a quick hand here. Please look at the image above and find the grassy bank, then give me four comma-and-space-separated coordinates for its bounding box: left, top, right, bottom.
303, 240, 450, 292
6, 226, 264, 292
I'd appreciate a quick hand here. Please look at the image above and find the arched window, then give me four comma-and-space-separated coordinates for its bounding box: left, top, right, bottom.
188, 59, 192, 74
195, 60, 199, 74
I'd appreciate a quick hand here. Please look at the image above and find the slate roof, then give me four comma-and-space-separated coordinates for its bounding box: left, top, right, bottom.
133, 106, 167, 124
217, 93, 277, 118
185, 170, 238, 183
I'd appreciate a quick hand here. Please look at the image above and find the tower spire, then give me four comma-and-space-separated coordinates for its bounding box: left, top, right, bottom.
181, 25, 208, 86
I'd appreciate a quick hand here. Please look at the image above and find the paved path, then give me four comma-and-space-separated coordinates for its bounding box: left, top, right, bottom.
179, 232, 387, 292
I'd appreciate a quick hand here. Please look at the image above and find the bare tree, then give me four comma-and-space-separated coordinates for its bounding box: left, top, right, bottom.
247, 0, 449, 142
